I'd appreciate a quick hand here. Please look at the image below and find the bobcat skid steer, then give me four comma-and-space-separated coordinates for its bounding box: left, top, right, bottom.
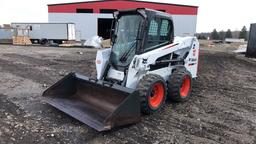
43, 8, 199, 131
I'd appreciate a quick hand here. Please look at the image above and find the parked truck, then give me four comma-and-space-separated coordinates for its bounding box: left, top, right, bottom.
11, 23, 76, 45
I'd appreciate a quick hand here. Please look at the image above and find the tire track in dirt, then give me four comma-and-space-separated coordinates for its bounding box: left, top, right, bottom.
190, 51, 256, 143
0, 47, 256, 143
0, 53, 96, 85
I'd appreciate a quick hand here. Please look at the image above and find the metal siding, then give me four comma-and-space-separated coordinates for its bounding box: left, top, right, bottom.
48, 1, 198, 15
0, 29, 13, 39
49, 13, 197, 40
49, 13, 113, 40
172, 15, 197, 36
246, 24, 256, 58
48, 0, 198, 8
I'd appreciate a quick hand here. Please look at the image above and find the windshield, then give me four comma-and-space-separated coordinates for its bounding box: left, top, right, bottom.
111, 15, 143, 67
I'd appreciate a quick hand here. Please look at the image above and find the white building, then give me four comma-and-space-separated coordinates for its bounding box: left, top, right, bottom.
48, 0, 198, 40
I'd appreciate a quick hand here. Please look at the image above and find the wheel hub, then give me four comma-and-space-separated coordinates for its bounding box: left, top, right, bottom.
180, 75, 191, 97
149, 82, 164, 108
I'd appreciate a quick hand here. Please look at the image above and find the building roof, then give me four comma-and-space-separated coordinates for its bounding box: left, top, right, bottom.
48, 0, 198, 8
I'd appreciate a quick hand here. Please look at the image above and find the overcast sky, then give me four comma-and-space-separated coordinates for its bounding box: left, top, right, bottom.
1, 0, 255, 32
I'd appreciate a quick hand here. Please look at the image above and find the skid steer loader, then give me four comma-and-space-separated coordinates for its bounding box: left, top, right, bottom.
43, 8, 199, 131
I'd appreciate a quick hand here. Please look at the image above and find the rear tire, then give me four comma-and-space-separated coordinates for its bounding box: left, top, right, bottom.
137, 74, 167, 115
168, 68, 192, 102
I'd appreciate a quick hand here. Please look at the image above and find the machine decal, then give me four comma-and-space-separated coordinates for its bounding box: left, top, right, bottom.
142, 58, 148, 64
188, 63, 196, 66
163, 43, 179, 50
193, 49, 197, 56
189, 58, 197, 62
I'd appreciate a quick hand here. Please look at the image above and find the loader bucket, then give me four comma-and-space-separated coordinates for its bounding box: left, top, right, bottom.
42, 73, 140, 131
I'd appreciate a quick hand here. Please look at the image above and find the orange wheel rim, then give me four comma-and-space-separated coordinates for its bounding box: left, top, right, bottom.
149, 82, 164, 108
180, 75, 191, 97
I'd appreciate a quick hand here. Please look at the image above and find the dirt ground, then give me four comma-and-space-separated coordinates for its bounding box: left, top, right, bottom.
0, 43, 255, 144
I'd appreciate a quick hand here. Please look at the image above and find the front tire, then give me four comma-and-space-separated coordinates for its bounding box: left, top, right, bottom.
137, 74, 167, 115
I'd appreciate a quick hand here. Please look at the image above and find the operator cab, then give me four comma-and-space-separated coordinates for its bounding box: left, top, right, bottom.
110, 8, 174, 71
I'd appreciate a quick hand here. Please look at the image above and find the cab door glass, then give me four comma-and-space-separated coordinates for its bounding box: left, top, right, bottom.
144, 18, 171, 52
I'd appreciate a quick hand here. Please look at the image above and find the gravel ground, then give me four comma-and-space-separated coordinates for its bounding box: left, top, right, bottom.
0, 44, 255, 144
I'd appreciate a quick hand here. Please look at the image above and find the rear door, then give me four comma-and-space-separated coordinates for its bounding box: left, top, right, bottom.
68, 24, 76, 40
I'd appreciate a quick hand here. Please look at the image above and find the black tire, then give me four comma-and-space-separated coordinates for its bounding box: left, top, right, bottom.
168, 68, 192, 102
40, 39, 49, 46
137, 74, 167, 115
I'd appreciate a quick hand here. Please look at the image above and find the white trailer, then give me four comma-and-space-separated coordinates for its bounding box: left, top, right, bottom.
225, 38, 245, 43
11, 23, 76, 44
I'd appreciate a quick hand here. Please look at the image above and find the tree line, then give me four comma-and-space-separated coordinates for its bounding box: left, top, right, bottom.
197, 26, 248, 41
